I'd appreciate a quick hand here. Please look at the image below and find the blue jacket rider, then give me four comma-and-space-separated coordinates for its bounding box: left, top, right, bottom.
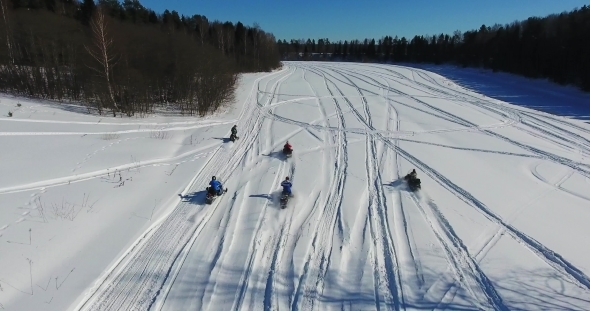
209, 176, 223, 194
281, 177, 292, 195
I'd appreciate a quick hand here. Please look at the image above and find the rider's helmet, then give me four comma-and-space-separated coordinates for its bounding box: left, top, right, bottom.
212, 176, 216, 180
285, 176, 290, 180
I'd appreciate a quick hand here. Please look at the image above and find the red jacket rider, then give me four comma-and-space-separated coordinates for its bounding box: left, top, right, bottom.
284, 141, 292, 151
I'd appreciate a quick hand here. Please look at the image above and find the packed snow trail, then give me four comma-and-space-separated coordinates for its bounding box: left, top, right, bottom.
75, 62, 590, 311
75, 69, 292, 311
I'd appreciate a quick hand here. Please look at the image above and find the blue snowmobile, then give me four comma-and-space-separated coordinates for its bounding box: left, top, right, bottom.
206, 176, 227, 204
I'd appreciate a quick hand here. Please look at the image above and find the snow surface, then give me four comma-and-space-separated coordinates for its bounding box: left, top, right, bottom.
405, 63, 590, 121
1, 62, 590, 311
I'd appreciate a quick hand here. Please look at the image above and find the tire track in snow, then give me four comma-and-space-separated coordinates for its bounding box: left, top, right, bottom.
290, 64, 348, 311
285, 63, 590, 307
234, 159, 291, 311
0, 142, 220, 195
521, 110, 590, 136
315, 65, 480, 131
409, 68, 590, 164
341, 65, 519, 132
0, 120, 234, 136
177, 68, 297, 311
75, 69, 290, 311
332, 64, 498, 309
315, 64, 406, 309
366, 136, 404, 310
363, 65, 590, 180
257, 72, 514, 139
530, 163, 590, 202
396, 138, 544, 159
301, 65, 371, 310
303, 64, 590, 296
263, 183, 297, 311
389, 66, 590, 176
426, 164, 575, 308
72, 137, 141, 172
408, 194, 507, 310
360, 64, 590, 294
324, 64, 511, 309
519, 114, 590, 156
381, 74, 427, 295
161, 68, 292, 311
354, 69, 408, 310
160, 69, 295, 311
400, 66, 590, 160
386, 140, 590, 292
307, 66, 373, 305
0, 117, 233, 126
257, 70, 300, 311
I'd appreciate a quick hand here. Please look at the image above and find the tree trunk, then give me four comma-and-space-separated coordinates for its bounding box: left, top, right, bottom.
85, 7, 118, 116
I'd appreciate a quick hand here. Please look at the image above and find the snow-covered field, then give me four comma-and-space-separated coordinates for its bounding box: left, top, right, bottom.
407, 63, 590, 121
1, 62, 590, 310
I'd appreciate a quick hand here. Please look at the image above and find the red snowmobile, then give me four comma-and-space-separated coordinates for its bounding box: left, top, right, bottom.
283, 141, 293, 158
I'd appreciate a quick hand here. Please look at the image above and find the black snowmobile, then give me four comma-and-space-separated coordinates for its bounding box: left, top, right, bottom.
282, 147, 293, 158
205, 186, 228, 204
404, 169, 421, 192
279, 191, 292, 209
229, 126, 239, 142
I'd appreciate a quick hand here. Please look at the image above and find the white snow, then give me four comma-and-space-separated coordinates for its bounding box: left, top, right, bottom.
1, 62, 590, 311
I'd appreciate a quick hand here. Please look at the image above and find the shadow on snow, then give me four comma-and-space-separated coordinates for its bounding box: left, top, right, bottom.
212, 137, 233, 143
261, 151, 290, 161
155, 256, 590, 311
178, 190, 208, 204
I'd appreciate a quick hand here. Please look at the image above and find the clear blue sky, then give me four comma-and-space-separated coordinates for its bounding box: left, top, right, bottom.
139, 0, 588, 41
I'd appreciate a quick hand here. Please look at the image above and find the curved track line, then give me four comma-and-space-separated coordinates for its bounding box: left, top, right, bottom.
75, 69, 290, 311
313, 63, 406, 309
290, 63, 349, 311
0, 142, 220, 194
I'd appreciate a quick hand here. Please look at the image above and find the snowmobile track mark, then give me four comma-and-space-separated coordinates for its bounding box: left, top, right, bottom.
387, 141, 590, 292
319, 64, 406, 309
77, 69, 290, 311
290, 64, 348, 311
409, 194, 507, 310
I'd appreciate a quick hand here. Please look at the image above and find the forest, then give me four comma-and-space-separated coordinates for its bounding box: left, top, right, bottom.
1, 1, 588, 119
0, 0, 281, 116
278, 5, 590, 91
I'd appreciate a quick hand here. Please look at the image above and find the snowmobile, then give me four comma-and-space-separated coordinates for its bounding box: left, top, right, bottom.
279, 191, 293, 209
404, 169, 421, 192
205, 186, 228, 204
282, 147, 293, 158
282, 141, 293, 158
229, 133, 239, 142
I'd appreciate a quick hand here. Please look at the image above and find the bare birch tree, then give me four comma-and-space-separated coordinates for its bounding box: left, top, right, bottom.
85, 7, 119, 115
0, 0, 13, 64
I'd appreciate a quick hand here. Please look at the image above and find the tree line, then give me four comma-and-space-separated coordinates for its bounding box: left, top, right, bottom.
278, 5, 590, 91
0, 0, 281, 117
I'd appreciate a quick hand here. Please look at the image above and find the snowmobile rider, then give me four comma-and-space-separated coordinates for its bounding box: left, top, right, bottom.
404, 169, 417, 181
231, 125, 237, 136
281, 177, 293, 196
209, 176, 223, 195
283, 141, 292, 153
